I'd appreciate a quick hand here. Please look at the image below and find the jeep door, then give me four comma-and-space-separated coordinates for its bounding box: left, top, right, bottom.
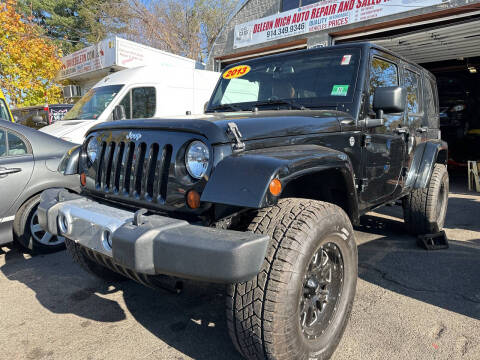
361, 52, 406, 204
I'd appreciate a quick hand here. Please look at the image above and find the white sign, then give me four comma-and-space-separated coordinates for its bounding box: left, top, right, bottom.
59, 39, 116, 80
234, 0, 448, 49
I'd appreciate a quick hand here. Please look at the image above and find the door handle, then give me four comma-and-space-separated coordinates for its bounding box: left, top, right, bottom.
0, 167, 21, 176
416, 127, 428, 133
394, 127, 409, 134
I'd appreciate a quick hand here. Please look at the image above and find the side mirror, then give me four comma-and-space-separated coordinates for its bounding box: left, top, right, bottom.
13, 115, 19, 122
204, 101, 209, 113
113, 105, 126, 120
33, 115, 47, 125
373, 86, 406, 118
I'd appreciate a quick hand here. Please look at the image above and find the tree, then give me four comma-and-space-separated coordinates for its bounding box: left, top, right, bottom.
120, 0, 237, 62
0, 0, 63, 106
17, 0, 130, 55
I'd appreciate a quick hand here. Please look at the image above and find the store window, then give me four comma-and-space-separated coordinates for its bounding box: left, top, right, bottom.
0, 99, 11, 121
118, 87, 156, 119
404, 69, 421, 114
282, 0, 318, 11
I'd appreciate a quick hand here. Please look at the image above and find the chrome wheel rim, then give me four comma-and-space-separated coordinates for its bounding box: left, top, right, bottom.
299, 241, 344, 340
30, 209, 64, 246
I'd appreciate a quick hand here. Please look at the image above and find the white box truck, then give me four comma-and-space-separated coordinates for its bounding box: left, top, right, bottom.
41, 65, 220, 143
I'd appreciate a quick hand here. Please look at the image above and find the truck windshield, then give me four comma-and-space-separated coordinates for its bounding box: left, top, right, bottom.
208, 48, 361, 112
63, 85, 124, 120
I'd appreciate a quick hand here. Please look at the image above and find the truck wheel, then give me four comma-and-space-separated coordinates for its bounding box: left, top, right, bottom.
403, 164, 449, 235
13, 194, 65, 254
65, 238, 126, 282
227, 199, 357, 360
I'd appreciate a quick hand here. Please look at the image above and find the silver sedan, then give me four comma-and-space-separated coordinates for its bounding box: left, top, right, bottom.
0, 121, 79, 252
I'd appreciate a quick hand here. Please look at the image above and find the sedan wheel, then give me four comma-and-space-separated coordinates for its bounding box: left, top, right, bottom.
14, 194, 66, 253
29, 209, 64, 246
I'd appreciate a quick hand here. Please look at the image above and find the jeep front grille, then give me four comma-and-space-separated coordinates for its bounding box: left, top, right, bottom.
96, 140, 173, 203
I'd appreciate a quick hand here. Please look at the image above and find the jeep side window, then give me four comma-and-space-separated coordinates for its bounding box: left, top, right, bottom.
404, 69, 421, 114
369, 57, 402, 132
404, 69, 423, 129
118, 87, 156, 119
423, 77, 439, 128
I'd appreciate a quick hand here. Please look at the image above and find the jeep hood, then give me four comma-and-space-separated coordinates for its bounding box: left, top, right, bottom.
88, 110, 349, 144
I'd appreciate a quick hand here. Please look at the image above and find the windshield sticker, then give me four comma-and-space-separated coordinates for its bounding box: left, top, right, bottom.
331, 85, 349, 96
341, 55, 352, 65
223, 65, 251, 79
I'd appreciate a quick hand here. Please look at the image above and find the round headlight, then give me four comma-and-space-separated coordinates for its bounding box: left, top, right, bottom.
451, 104, 466, 112
86, 137, 98, 164
185, 141, 210, 179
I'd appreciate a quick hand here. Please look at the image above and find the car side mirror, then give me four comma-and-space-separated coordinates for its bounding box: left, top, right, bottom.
13, 115, 19, 122
373, 86, 406, 119
204, 101, 209, 113
33, 115, 47, 125
113, 105, 126, 120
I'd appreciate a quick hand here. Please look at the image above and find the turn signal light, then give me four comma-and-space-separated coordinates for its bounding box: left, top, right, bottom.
80, 172, 86, 186
269, 178, 282, 196
186, 190, 201, 209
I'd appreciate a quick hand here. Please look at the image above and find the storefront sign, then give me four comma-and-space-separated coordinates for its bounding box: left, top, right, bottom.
234, 0, 448, 49
58, 39, 116, 80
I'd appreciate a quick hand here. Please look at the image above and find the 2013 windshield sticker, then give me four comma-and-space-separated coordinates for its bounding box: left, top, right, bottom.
331, 85, 349, 96
223, 65, 251, 79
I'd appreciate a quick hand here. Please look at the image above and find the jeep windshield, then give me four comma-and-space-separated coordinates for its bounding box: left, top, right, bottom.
63, 84, 124, 120
207, 48, 360, 112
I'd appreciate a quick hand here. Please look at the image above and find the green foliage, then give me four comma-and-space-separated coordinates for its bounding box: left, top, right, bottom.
17, 0, 129, 55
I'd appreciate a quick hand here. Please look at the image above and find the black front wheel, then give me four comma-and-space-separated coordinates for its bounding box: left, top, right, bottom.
227, 199, 358, 360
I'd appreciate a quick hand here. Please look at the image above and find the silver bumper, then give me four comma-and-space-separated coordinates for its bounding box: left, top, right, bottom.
38, 189, 269, 283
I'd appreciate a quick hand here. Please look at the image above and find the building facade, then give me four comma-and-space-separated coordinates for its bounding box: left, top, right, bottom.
208, 0, 480, 70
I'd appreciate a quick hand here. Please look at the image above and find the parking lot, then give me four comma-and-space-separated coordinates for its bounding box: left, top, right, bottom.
0, 175, 479, 360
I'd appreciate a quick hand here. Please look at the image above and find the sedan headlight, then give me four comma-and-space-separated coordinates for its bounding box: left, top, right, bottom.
185, 141, 210, 179
86, 137, 98, 164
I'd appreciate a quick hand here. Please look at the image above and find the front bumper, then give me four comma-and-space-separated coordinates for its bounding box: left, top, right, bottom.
38, 189, 269, 283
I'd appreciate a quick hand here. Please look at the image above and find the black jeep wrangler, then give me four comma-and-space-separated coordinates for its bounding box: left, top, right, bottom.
38, 43, 448, 360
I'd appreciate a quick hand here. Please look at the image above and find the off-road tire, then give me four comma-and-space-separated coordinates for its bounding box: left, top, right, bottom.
227, 199, 358, 360
65, 238, 126, 282
13, 194, 65, 253
403, 164, 449, 235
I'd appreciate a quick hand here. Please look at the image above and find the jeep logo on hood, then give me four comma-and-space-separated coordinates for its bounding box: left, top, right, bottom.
126, 131, 142, 141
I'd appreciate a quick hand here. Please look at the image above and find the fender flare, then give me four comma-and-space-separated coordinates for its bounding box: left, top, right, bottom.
201, 145, 358, 217
405, 140, 448, 189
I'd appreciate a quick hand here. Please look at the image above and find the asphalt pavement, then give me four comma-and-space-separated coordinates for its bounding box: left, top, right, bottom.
0, 175, 479, 360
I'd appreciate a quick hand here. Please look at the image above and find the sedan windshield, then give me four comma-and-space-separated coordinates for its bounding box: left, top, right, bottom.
208, 48, 361, 112
63, 85, 124, 120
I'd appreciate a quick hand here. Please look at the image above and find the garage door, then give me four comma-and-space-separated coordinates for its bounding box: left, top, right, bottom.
359, 18, 480, 63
